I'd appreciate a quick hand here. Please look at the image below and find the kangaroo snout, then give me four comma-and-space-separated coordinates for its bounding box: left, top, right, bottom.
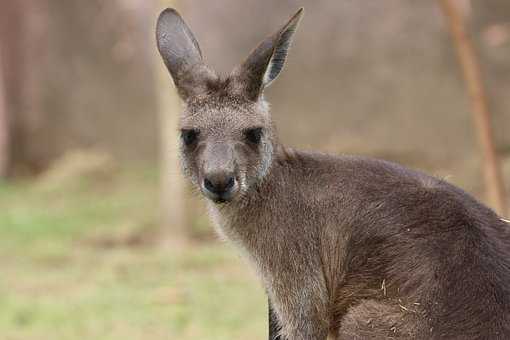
202, 172, 237, 203
200, 143, 238, 203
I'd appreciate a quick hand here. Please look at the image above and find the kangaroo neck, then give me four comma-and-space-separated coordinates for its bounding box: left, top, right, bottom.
206, 143, 293, 244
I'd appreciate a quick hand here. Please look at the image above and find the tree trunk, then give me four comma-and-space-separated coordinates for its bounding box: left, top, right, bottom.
156, 1, 188, 241
0, 47, 8, 177
439, 0, 508, 216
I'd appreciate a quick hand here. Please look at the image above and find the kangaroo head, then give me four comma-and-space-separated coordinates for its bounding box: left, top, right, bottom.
156, 8, 303, 203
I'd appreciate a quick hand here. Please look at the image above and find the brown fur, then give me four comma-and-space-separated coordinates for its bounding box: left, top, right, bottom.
156, 8, 510, 340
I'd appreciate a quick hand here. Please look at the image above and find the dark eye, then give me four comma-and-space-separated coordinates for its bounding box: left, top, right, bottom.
244, 128, 263, 145
181, 129, 199, 146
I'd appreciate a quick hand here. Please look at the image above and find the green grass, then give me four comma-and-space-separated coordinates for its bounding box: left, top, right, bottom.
0, 167, 266, 340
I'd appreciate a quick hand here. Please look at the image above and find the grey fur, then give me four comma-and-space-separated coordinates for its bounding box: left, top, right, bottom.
156, 8, 510, 340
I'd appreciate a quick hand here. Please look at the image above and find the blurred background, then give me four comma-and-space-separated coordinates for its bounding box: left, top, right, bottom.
0, 0, 509, 339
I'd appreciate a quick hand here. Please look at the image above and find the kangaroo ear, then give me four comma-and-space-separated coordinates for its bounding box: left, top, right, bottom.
232, 8, 303, 101
156, 8, 217, 100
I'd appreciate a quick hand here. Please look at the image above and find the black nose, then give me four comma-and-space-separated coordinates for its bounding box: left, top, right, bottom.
203, 174, 235, 197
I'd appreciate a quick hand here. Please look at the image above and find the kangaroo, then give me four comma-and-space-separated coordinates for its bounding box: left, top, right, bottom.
156, 8, 510, 340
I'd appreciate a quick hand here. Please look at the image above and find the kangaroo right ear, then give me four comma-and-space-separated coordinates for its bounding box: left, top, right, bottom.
156, 8, 217, 100
231, 8, 304, 101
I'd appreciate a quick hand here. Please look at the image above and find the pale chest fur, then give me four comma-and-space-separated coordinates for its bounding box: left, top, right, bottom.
207, 201, 328, 334
207, 202, 230, 242
207, 200, 263, 247
206, 202, 278, 290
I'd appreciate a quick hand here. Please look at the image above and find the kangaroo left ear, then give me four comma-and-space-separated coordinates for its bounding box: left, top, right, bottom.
156, 8, 218, 100
232, 8, 304, 101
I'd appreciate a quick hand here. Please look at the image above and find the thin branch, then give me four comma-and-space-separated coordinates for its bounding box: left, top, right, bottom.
439, 0, 507, 216
0, 46, 9, 178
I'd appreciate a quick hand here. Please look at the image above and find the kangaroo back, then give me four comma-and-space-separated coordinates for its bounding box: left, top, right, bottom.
156, 8, 510, 340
